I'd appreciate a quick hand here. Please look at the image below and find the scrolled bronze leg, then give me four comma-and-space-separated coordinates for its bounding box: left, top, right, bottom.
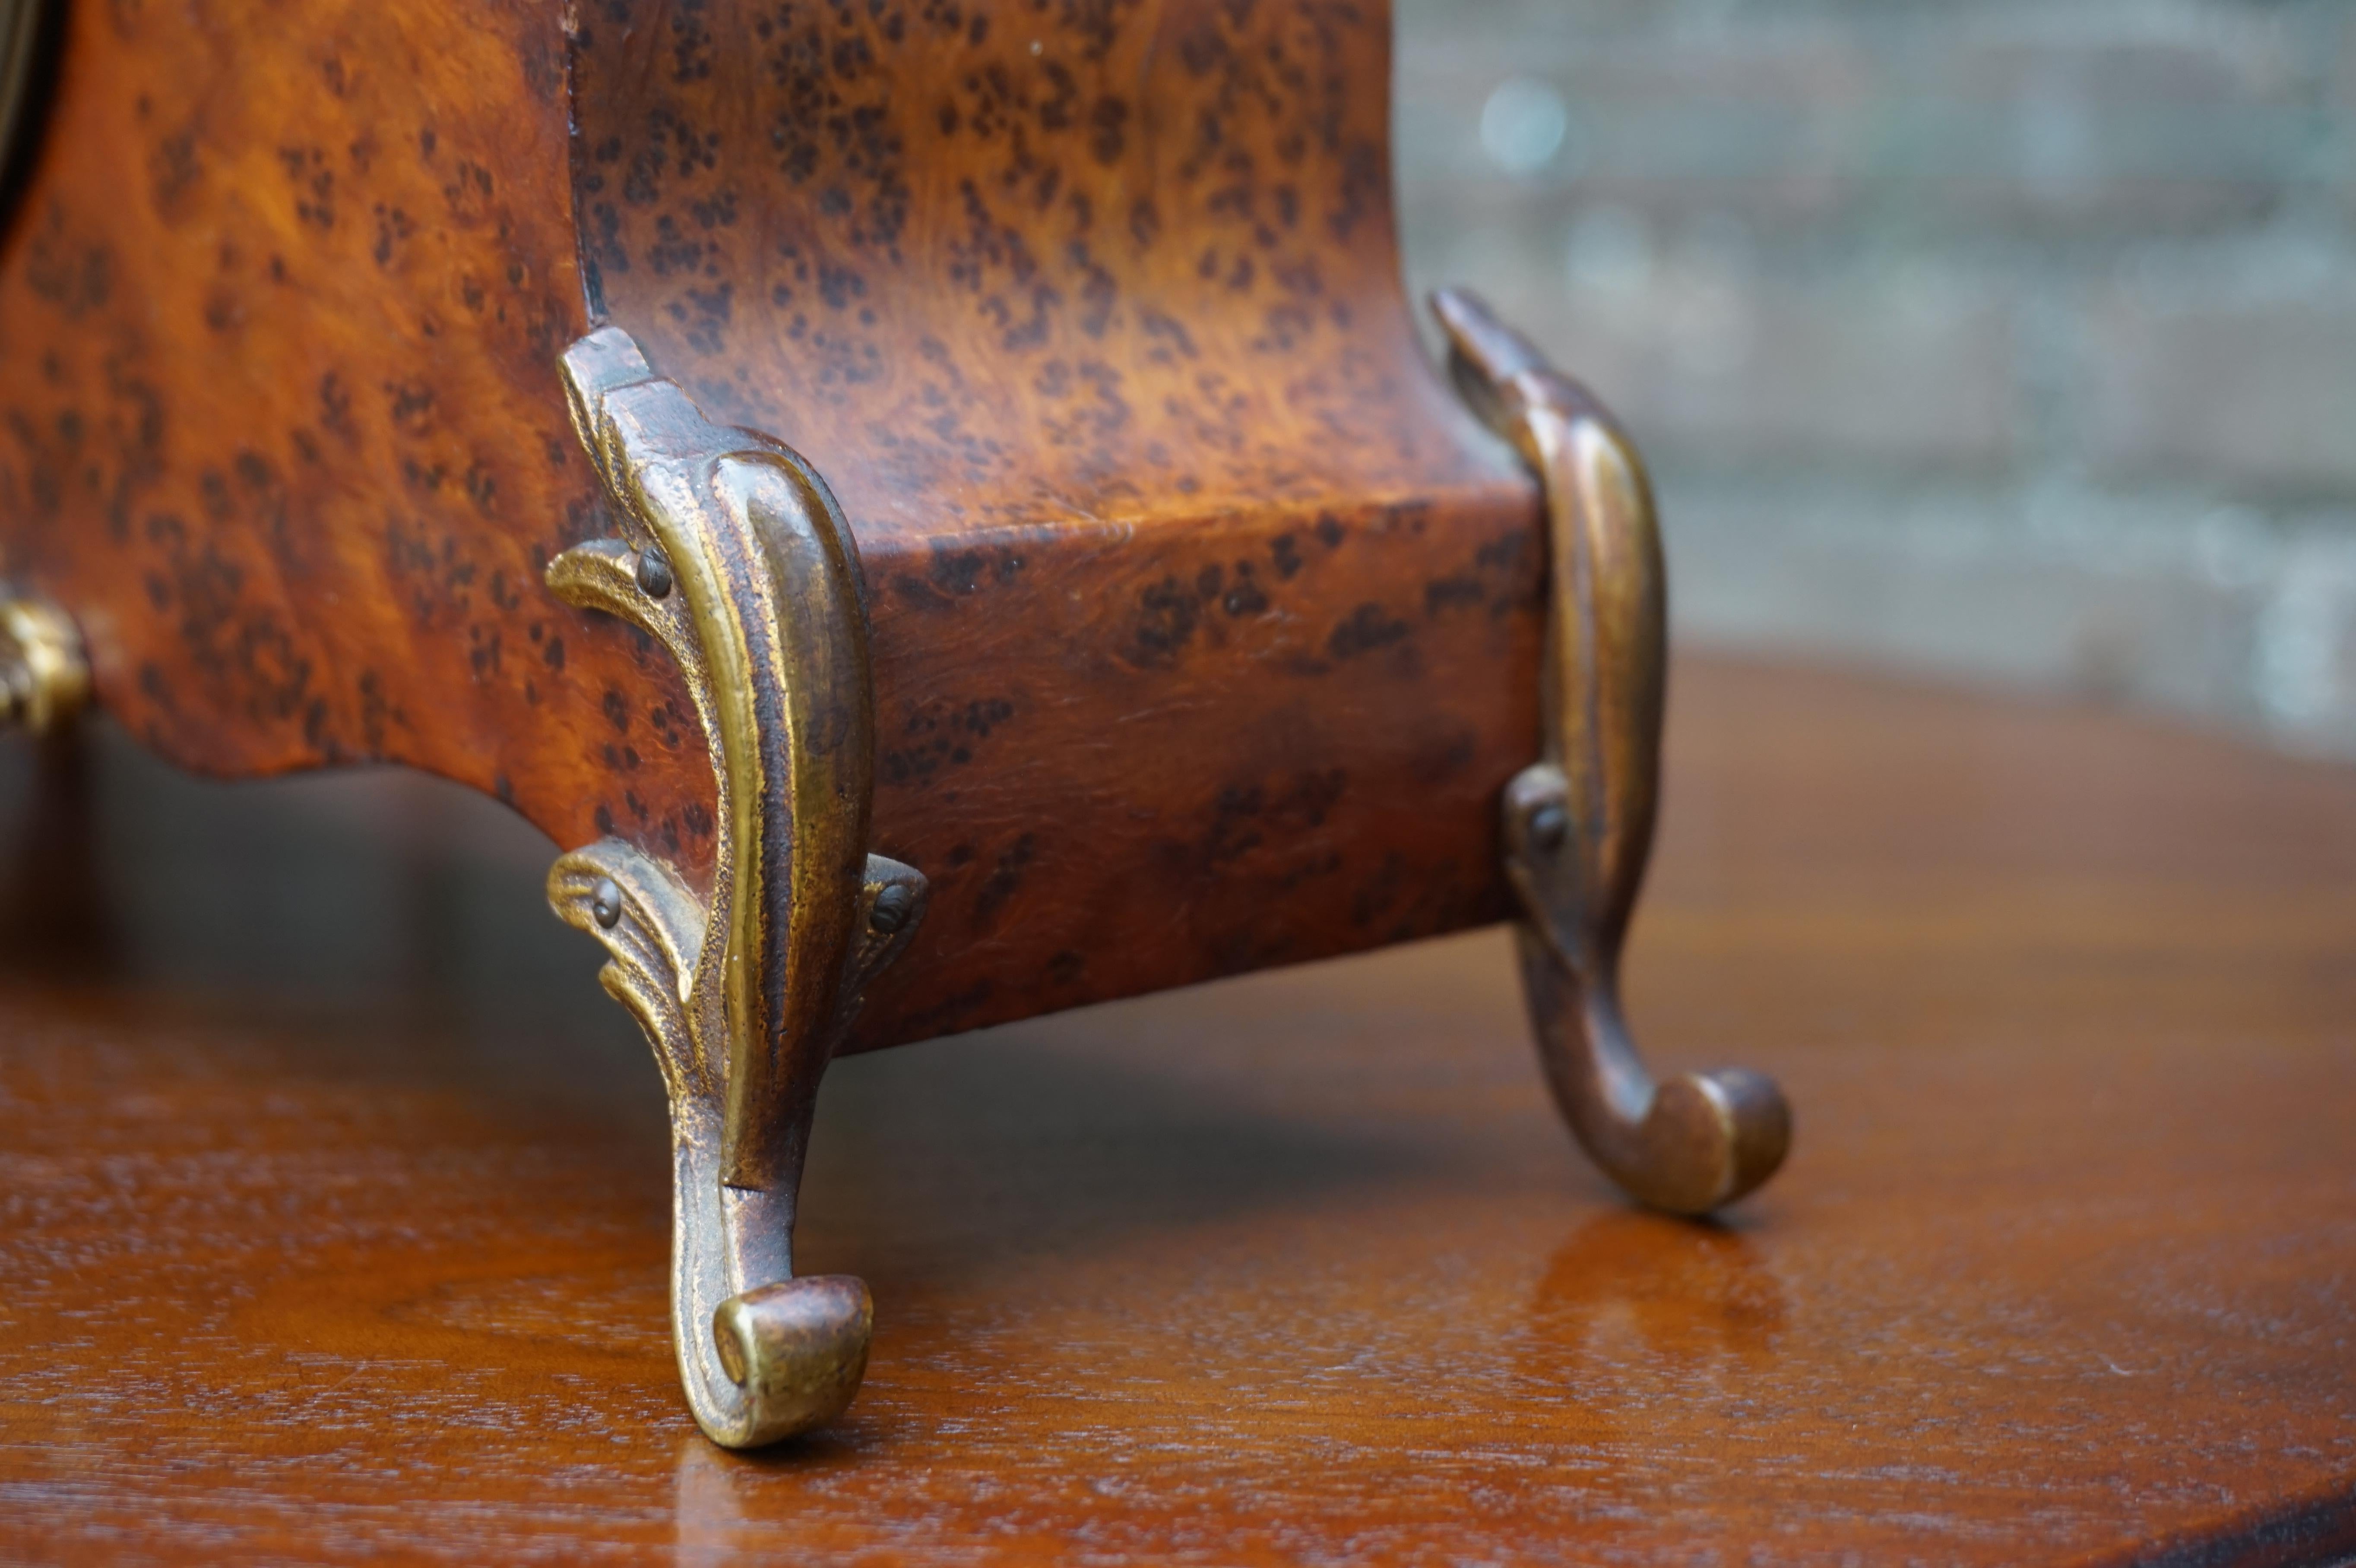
1433, 288, 1790, 1217
547, 327, 926, 1447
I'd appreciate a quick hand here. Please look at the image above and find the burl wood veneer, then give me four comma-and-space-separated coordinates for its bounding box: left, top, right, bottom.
0, 0, 1542, 1043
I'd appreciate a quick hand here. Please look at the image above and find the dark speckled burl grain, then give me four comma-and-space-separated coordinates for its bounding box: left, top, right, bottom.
0, 0, 1544, 1049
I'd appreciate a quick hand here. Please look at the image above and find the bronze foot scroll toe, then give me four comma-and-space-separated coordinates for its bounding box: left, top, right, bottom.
1435, 286, 1792, 1217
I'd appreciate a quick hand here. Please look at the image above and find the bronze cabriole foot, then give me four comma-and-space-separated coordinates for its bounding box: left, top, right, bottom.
1434, 289, 1791, 1217
545, 327, 928, 1448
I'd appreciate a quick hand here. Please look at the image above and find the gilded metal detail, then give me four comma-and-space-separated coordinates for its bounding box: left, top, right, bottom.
0, 595, 88, 736
1434, 288, 1791, 1217
546, 327, 927, 1448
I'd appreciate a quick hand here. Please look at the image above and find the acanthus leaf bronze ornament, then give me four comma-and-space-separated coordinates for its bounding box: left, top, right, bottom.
545, 326, 928, 1448
1433, 288, 1792, 1217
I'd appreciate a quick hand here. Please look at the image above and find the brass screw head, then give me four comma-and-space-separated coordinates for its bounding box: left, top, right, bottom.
869, 882, 915, 934
635, 546, 674, 599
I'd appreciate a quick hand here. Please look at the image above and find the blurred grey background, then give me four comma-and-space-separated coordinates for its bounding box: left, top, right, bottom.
1395, 0, 2356, 754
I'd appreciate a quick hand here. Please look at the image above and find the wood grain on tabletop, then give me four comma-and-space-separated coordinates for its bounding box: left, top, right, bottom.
0, 0, 1547, 1051
3, 656, 2354, 1565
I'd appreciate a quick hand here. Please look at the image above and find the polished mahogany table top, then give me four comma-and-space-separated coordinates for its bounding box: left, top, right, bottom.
1, 656, 2352, 1564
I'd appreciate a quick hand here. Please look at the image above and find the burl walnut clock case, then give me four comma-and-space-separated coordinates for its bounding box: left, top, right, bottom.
0, 0, 1789, 1446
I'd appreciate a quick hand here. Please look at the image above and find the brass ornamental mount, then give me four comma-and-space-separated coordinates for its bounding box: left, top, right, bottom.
1434, 288, 1792, 1216
0, 595, 88, 737
545, 327, 929, 1448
